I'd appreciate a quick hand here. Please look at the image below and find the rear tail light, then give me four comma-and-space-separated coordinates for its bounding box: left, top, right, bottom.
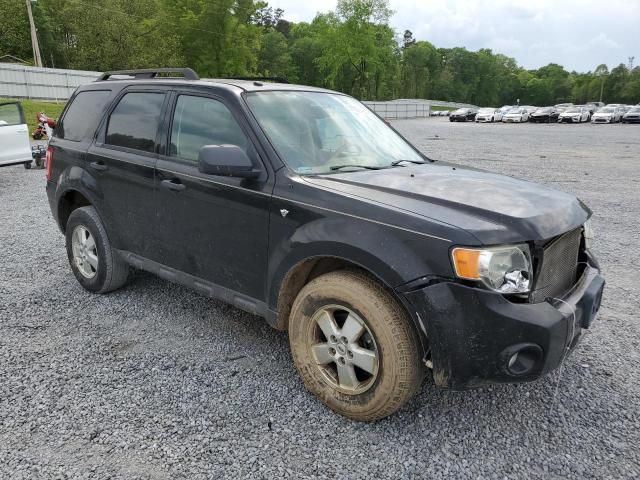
45, 146, 54, 181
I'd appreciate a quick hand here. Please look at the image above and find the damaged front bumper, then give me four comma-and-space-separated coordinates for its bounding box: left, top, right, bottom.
402, 261, 605, 389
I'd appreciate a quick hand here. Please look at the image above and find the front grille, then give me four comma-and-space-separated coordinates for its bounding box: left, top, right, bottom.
530, 228, 582, 303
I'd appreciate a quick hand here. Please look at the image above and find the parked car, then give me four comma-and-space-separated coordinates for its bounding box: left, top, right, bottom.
529, 107, 560, 123
46, 68, 605, 421
502, 107, 529, 123
474, 107, 502, 123
449, 107, 478, 122
0, 101, 33, 169
622, 106, 640, 123
558, 107, 591, 123
591, 107, 623, 124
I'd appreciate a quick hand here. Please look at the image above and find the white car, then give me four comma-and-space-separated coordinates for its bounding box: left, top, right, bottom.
475, 108, 503, 123
591, 107, 623, 124
501, 107, 529, 123
0, 101, 33, 169
558, 107, 590, 123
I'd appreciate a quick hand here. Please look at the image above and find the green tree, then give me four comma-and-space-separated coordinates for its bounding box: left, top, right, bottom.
0, 0, 31, 62
257, 30, 294, 79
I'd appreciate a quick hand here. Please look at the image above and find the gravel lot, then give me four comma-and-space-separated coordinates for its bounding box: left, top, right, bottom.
1, 120, 639, 479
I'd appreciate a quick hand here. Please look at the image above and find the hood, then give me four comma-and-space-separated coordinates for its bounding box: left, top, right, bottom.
559, 111, 580, 117
593, 112, 612, 117
304, 164, 590, 245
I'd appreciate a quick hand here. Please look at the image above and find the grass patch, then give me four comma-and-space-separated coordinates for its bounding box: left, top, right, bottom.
0, 98, 66, 134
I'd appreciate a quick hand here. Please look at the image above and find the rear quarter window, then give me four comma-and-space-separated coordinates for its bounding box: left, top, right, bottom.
57, 90, 112, 141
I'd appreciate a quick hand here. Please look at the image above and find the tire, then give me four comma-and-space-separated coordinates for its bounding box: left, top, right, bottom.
65, 206, 129, 293
23, 161, 32, 169
288, 270, 424, 421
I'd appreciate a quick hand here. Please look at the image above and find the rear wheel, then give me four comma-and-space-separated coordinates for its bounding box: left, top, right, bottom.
288, 271, 424, 421
23, 161, 32, 169
65, 206, 129, 293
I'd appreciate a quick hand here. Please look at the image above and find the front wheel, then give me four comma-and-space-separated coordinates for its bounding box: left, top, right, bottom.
288, 271, 424, 421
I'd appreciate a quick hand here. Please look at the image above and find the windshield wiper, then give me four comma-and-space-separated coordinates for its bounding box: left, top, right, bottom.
391, 159, 426, 166
329, 164, 385, 171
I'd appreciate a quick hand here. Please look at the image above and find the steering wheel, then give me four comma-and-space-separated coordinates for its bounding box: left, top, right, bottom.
328, 137, 363, 162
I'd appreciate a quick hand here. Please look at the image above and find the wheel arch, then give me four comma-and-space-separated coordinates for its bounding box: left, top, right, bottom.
58, 189, 93, 233
272, 254, 428, 351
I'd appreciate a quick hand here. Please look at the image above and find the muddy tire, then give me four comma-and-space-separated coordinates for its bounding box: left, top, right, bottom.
65, 206, 129, 293
288, 270, 424, 421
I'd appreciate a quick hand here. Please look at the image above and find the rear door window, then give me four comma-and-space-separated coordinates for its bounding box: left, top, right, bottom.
58, 90, 111, 141
106, 92, 164, 153
169, 95, 248, 162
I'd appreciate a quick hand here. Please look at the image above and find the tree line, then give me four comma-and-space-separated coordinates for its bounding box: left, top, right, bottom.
1, 0, 638, 106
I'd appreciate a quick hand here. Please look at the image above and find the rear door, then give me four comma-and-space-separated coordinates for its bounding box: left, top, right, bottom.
87, 88, 169, 257
0, 102, 31, 166
154, 91, 272, 300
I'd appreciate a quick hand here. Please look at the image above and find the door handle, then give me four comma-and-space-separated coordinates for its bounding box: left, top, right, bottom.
89, 161, 108, 171
161, 179, 186, 192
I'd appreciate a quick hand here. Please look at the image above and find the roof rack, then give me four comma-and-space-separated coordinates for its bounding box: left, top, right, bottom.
96, 68, 199, 82
225, 76, 290, 84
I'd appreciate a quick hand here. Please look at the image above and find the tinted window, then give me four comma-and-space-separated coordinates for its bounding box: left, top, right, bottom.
106, 92, 164, 153
0, 103, 24, 127
59, 90, 111, 141
169, 95, 247, 162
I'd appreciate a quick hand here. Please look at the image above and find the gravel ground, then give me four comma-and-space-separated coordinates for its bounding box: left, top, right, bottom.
1, 120, 639, 479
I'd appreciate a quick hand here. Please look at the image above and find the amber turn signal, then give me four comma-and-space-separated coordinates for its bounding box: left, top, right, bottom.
451, 248, 481, 280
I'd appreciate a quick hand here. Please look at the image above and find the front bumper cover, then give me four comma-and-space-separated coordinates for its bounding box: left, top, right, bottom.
402, 262, 604, 389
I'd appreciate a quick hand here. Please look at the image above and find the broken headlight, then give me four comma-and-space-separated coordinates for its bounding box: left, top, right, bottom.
451, 244, 532, 294
583, 218, 594, 250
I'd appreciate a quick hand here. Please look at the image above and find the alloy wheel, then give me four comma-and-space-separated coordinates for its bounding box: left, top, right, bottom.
71, 225, 98, 279
308, 305, 379, 395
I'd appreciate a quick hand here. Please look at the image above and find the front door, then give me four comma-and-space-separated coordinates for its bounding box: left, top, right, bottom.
0, 102, 31, 166
155, 92, 272, 301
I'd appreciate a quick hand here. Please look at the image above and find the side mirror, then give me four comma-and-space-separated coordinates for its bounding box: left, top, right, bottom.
198, 145, 259, 179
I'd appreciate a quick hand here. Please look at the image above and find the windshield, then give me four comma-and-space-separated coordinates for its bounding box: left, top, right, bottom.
453, 108, 468, 114
478, 108, 494, 113
536, 108, 552, 113
599, 108, 615, 113
565, 108, 581, 113
507, 108, 522, 114
629, 107, 640, 113
245, 91, 424, 174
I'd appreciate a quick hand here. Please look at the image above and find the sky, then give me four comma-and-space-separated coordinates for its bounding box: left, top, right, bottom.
272, 0, 639, 72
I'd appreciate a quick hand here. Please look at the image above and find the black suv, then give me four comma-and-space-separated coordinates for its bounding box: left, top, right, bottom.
46, 68, 605, 421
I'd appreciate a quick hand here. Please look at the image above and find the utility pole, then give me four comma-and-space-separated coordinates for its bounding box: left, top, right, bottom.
629, 57, 635, 70
25, 0, 43, 67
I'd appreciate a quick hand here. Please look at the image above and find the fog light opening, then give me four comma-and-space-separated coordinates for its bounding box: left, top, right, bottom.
506, 345, 542, 376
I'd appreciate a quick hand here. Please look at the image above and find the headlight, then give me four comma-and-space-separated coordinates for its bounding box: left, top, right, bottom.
451, 244, 532, 294
583, 219, 594, 250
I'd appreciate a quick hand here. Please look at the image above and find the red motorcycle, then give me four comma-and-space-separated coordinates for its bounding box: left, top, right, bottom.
32, 112, 57, 140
